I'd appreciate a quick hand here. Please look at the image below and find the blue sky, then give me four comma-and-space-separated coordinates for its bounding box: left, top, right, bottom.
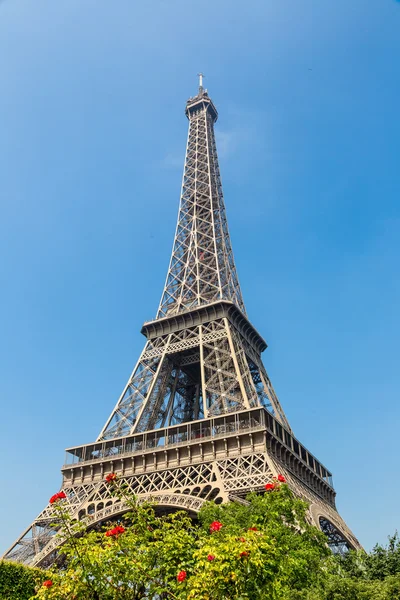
0, 0, 399, 554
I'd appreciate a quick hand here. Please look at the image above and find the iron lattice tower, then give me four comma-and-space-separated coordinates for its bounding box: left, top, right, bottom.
3, 78, 360, 566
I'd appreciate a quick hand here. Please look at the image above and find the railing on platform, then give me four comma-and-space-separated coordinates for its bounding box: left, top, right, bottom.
63, 407, 334, 488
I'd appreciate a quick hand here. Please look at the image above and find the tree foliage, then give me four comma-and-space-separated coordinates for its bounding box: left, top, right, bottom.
316, 533, 400, 600
3, 476, 399, 599
338, 532, 400, 581
33, 477, 332, 600
0, 560, 46, 600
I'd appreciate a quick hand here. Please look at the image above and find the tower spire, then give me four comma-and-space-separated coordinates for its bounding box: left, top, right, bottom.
198, 72, 204, 94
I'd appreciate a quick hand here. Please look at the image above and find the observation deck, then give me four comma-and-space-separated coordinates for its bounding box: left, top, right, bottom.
63, 406, 336, 508
185, 90, 218, 121
141, 300, 267, 355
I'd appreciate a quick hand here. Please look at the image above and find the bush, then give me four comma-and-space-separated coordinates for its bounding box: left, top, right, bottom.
0, 560, 45, 600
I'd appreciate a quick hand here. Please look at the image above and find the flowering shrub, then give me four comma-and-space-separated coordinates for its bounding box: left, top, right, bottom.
32, 478, 336, 600
4, 480, 400, 600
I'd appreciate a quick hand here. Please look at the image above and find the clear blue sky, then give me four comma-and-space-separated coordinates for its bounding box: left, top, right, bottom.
0, 0, 399, 555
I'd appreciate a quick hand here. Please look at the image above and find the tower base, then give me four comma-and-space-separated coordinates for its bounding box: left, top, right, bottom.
3, 407, 360, 567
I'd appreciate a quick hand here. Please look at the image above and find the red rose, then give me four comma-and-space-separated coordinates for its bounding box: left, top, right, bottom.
49, 491, 67, 504
240, 551, 249, 558
177, 570, 187, 582
209, 521, 223, 533
248, 527, 258, 531
207, 554, 215, 561
265, 483, 275, 491
277, 474, 286, 483
105, 473, 117, 483
105, 525, 125, 537
43, 580, 53, 588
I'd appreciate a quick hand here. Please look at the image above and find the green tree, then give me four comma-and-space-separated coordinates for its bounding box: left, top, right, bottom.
317, 533, 400, 600
336, 532, 400, 582
366, 533, 400, 580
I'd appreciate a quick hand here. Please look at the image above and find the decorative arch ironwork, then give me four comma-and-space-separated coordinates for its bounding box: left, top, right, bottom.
319, 516, 351, 555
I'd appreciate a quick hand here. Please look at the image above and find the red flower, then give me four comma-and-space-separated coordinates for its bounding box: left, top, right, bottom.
49, 491, 67, 504
265, 483, 275, 491
209, 521, 223, 533
105, 525, 125, 537
248, 527, 258, 531
105, 473, 117, 483
207, 554, 215, 561
277, 474, 286, 483
43, 580, 53, 588
177, 570, 187, 582
239, 537, 246, 543
240, 551, 249, 558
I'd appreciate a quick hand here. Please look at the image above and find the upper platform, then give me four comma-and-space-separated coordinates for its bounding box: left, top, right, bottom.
185, 89, 218, 122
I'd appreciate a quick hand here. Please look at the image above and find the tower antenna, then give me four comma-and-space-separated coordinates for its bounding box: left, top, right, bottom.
198, 72, 204, 93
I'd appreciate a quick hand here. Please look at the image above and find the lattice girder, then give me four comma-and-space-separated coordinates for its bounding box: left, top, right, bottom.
158, 91, 245, 318
98, 308, 290, 439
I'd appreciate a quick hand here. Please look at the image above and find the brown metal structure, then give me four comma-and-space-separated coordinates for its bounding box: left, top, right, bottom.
3, 78, 361, 566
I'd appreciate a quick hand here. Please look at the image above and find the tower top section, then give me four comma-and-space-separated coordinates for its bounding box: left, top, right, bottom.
185, 74, 218, 122
157, 76, 244, 318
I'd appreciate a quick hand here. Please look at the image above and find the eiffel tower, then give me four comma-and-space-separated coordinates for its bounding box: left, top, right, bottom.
3, 76, 361, 567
